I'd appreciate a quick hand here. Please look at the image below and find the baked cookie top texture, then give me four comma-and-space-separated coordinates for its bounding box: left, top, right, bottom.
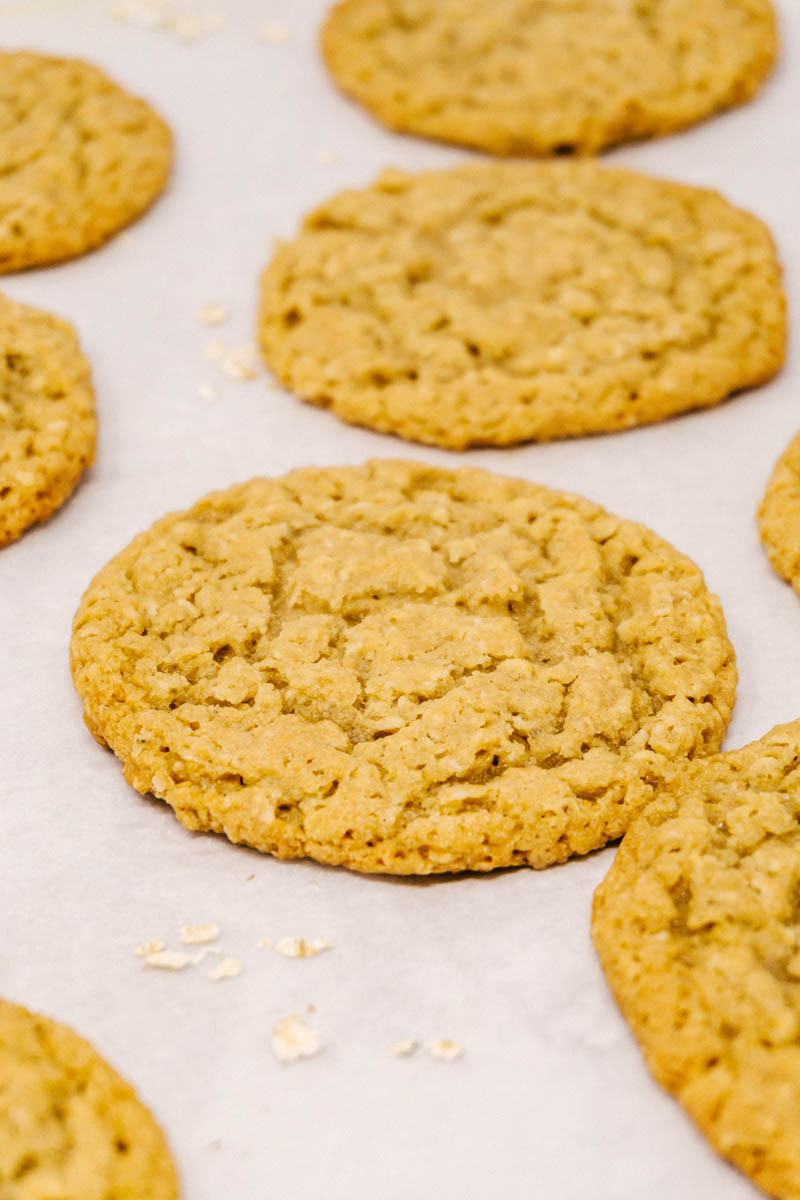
593, 720, 800, 1200
70, 460, 737, 875
0, 998, 179, 1199
0, 294, 96, 548
258, 163, 785, 450
322, 0, 777, 155
759, 432, 800, 597
0, 51, 172, 271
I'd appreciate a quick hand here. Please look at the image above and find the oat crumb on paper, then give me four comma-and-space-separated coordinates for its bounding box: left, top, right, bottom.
256, 936, 273, 949
196, 303, 229, 327
179, 923, 220, 945
316, 149, 339, 166
259, 22, 290, 44
426, 1039, 463, 1061
272, 1015, 322, 1062
197, 383, 219, 401
135, 938, 165, 957
203, 337, 225, 361
275, 936, 332, 959
112, 1, 227, 40
220, 344, 259, 381
389, 1038, 417, 1058
208, 955, 242, 981
143, 949, 194, 971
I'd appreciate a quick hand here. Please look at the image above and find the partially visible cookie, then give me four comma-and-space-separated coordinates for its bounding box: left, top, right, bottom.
0, 51, 172, 271
0, 294, 96, 547
758, 432, 800, 596
322, 0, 777, 156
258, 162, 786, 449
593, 720, 800, 1200
70, 459, 736, 875
0, 997, 179, 1198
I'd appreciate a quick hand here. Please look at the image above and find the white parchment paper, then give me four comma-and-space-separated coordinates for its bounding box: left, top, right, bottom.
0, 2, 798, 1196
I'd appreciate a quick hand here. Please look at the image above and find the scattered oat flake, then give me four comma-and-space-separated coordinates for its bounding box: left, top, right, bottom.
196, 302, 229, 327
256, 936, 273, 949
203, 337, 225, 361
198, 383, 219, 401
271, 1015, 321, 1062
220, 344, 258, 381
113, 1, 226, 39
259, 21, 290, 43
275, 936, 331, 959
389, 1038, 417, 1058
425, 1039, 463, 1061
143, 949, 194, 971
180, 923, 220, 945
135, 938, 165, 958
316, 149, 338, 166
208, 955, 242, 981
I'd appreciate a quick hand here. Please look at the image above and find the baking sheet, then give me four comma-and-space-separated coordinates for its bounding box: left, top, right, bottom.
0, 2, 798, 1195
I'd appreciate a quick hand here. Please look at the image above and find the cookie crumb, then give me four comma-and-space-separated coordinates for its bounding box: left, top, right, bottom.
258, 21, 290, 43
135, 938, 165, 957
196, 302, 229, 327
143, 949, 194, 971
220, 344, 258, 381
179, 923, 220, 945
271, 1015, 321, 1062
208, 955, 242, 981
389, 1038, 417, 1057
198, 383, 219, 401
425, 1039, 463, 1061
275, 936, 331, 959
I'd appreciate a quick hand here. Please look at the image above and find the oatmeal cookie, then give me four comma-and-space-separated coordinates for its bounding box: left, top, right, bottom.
258, 162, 785, 449
71, 460, 736, 875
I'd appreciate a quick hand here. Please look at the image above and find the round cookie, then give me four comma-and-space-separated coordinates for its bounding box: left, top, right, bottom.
592, 720, 800, 1200
0, 51, 172, 272
758, 432, 800, 596
258, 162, 786, 449
0, 294, 96, 548
321, 0, 777, 156
70, 460, 736, 875
0, 997, 179, 1198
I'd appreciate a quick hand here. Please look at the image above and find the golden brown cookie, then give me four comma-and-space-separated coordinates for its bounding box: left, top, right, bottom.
70, 460, 736, 875
321, 0, 777, 156
0, 294, 96, 548
258, 162, 785, 449
758, 432, 800, 597
593, 720, 800, 1200
0, 51, 172, 272
0, 997, 179, 1199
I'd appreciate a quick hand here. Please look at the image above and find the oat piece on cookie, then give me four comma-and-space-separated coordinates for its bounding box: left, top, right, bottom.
322, 0, 777, 156
0, 51, 172, 271
0, 997, 179, 1198
758, 432, 800, 598
258, 163, 785, 449
593, 720, 800, 1200
70, 460, 736, 875
0, 294, 96, 547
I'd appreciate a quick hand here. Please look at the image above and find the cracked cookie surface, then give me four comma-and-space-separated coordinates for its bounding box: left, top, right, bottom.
0, 51, 171, 271
258, 162, 785, 449
70, 460, 736, 875
0, 998, 179, 1200
322, 0, 777, 155
758, 432, 800, 599
593, 720, 800, 1200
0, 294, 96, 548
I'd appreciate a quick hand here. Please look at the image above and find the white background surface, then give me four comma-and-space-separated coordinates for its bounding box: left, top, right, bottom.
0, 2, 798, 1196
